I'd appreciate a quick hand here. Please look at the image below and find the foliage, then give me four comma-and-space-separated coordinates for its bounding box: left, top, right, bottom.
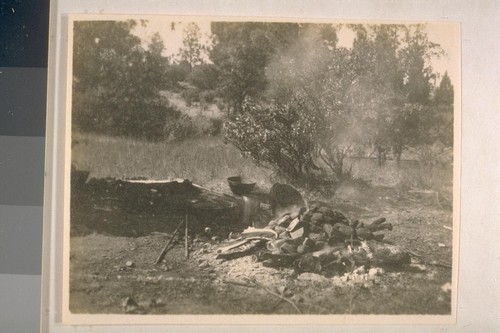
210, 22, 301, 114
178, 22, 206, 68
220, 23, 453, 186
72, 20, 180, 141
224, 97, 324, 187
429, 72, 454, 146
187, 63, 220, 90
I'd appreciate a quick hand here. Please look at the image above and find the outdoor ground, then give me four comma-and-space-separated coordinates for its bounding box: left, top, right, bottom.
69, 134, 453, 315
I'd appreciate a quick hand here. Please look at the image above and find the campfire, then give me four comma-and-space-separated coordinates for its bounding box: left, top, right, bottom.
215, 201, 411, 276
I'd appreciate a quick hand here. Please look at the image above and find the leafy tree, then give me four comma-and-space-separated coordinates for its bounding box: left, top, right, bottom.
178, 22, 205, 68
220, 22, 449, 186
187, 63, 219, 90
225, 24, 356, 185
429, 71, 454, 146
349, 24, 443, 164
72, 20, 179, 141
210, 22, 300, 114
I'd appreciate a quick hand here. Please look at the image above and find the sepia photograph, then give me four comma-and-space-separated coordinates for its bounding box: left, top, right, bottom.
64, 14, 459, 323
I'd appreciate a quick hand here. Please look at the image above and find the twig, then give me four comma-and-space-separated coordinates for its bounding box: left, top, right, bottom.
223, 279, 255, 288
246, 278, 303, 314
402, 247, 452, 269
154, 220, 184, 265
443, 225, 452, 231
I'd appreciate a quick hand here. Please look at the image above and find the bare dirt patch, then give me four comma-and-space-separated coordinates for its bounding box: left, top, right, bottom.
69, 178, 452, 315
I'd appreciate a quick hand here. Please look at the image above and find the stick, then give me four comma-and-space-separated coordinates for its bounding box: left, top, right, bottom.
185, 214, 189, 258
443, 225, 452, 231
154, 220, 184, 265
247, 279, 302, 314
223, 279, 255, 288
403, 247, 452, 269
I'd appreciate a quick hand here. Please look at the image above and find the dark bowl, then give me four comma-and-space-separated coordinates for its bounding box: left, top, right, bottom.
227, 176, 256, 196
227, 176, 242, 184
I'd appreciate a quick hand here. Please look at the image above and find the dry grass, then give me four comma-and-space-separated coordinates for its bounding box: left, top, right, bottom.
72, 132, 452, 195
72, 132, 273, 190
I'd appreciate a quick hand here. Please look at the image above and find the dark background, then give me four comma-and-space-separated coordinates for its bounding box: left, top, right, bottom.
0, 0, 50, 331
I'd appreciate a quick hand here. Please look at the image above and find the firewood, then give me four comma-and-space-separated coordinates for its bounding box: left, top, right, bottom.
216, 240, 266, 260
259, 253, 301, 267
366, 222, 393, 232
286, 217, 302, 232
370, 217, 386, 226
355, 227, 373, 240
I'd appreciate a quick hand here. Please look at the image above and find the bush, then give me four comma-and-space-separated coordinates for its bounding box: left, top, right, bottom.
199, 90, 217, 104
181, 88, 200, 107
165, 114, 196, 141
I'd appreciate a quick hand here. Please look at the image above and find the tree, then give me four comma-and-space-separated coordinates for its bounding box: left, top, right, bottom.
222, 22, 448, 187
224, 24, 355, 185
210, 22, 300, 115
178, 22, 205, 69
348, 24, 443, 164
72, 20, 179, 141
429, 71, 454, 146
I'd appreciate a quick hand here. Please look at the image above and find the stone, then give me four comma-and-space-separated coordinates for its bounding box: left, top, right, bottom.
280, 241, 298, 254
323, 223, 334, 237
125, 261, 134, 267
368, 267, 384, 277
318, 206, 334, 216
290, 227, 305, 240
311, 213, 325, 224
338, 225, 354, 237
308, 232, 327, 242
331, 211, 349, 225
277, 215, 292, 227
198, 261, 209, 268
286, 217, 302, 232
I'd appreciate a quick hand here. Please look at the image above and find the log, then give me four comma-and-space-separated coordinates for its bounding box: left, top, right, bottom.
369, 217, 386, 226
366, 222, 393, 232
216, 240, 266, 260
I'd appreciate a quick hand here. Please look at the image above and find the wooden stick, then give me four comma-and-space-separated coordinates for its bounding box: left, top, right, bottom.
402, 247, 452, 269
154, 220, 184, 265
223, 279, 255, 288
185, 214, 189, 258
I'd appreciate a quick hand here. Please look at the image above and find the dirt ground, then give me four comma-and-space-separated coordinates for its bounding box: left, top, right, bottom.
69, 180, 453, 315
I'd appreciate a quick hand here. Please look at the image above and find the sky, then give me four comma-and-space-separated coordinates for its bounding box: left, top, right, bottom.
132, 18, 459, 87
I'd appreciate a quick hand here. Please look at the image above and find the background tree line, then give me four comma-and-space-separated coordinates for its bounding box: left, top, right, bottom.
72, 20, 454, 187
